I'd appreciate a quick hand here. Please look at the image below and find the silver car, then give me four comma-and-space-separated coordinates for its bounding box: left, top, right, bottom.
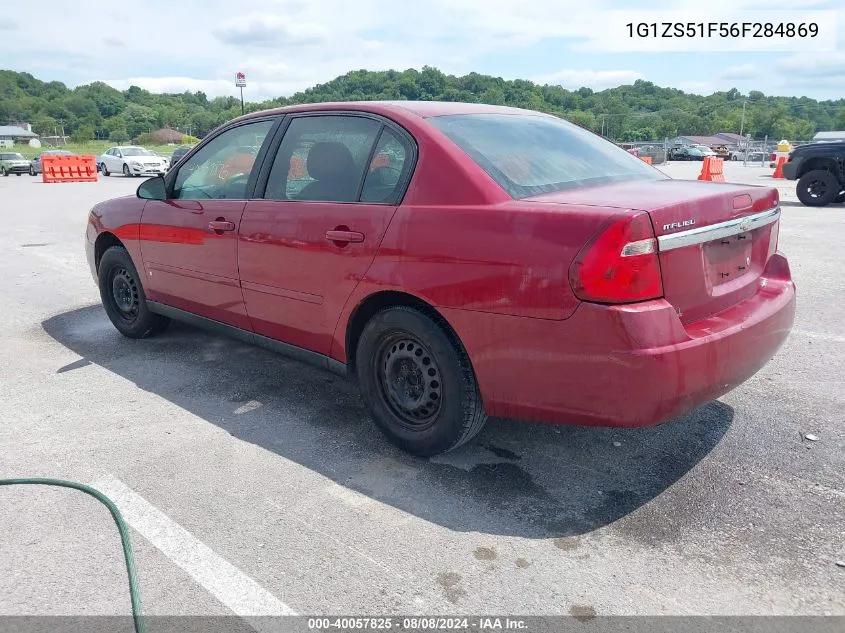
29, 149, 74, 175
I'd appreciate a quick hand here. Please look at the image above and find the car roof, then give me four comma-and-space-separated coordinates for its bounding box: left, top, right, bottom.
235, 100, 552, 123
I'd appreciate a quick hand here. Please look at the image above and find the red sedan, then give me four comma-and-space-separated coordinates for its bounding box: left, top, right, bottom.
85, 102, 795, 456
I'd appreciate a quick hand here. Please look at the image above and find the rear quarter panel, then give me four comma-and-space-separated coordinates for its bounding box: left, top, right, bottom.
330, 201, 620, 362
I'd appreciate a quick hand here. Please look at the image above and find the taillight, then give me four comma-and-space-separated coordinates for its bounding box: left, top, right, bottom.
569, 212, 664, 304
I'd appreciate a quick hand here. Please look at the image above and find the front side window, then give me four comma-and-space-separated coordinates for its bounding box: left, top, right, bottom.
173, 119, 274, 200
428, 113, 666, 199
264, 115, 382, 202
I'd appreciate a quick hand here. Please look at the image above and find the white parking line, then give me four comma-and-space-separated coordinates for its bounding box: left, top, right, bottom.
92, 476, 297, 617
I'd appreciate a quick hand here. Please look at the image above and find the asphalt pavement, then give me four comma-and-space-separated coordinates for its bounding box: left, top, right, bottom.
0, 164, 842, 622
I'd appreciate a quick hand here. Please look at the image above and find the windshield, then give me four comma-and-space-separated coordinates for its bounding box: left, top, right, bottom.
122, 148, 155, 157
428, 113, 665, 198
1, 153, 25, 160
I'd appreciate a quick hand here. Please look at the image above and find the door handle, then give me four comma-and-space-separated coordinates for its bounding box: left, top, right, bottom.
325, 229, 365, 245
209, 220, 236, 233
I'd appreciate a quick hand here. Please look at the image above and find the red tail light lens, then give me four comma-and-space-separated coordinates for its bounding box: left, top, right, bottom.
569, 212, 664, 304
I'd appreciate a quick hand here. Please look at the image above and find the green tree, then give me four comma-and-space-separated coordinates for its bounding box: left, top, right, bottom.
109, 129, 130, 142
69, 124, 95, 143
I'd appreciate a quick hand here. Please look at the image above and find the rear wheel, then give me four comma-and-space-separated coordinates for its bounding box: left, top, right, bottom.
29, 166, 36, 176
356, 306, 487, 456
796, 170, 839, 207
98, 246, 170, 338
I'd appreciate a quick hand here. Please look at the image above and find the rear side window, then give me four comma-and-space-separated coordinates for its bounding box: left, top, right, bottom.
428, 113, 666, 199
360, 129, 408, 204
264, 115, 382, 202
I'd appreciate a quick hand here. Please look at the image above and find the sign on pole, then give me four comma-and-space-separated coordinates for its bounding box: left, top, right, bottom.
235, 72, 246, 88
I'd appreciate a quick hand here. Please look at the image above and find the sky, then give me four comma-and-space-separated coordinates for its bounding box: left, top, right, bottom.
1, 0, 843, 101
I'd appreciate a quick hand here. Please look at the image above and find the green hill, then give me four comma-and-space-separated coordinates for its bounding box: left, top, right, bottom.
2, 66, 843, 143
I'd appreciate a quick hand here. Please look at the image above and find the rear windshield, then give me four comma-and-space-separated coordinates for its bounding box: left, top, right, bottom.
428, 113, 665, 199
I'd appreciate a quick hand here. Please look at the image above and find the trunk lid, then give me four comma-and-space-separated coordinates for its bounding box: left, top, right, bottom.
527, 179, 780, 323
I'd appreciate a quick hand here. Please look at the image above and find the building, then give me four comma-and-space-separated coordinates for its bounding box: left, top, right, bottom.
813, 131, 845, 142
0, 124, 38, 148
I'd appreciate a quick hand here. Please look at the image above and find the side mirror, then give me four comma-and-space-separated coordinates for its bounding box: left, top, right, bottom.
137, 175, 167, 201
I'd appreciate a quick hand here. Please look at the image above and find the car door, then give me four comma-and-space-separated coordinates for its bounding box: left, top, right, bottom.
239, 113, 415, 355
138, 117, 278, 328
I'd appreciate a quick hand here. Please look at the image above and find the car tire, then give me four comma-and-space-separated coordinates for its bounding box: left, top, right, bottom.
356, 306, 488, 456
15, 172, 21, 176
98, 246, 170, 339
123, 163, 131, 177
796, 170, 839, 207
1, 167, 7, 176
731, 155, 738, 161
101, 163, 109, 176
835, 192, 845, 204
29, 166, 36, 176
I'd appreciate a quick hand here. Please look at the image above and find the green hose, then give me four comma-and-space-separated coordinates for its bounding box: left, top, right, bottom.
0, 478, 144, 633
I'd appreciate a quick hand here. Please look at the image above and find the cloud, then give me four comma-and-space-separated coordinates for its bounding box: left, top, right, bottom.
213, 14, 329, 47
776, 51, 845, 77
532, 69, 644, 91
721, 64, 757, 80
0, 19, 16, 30
2, 0, 844, 101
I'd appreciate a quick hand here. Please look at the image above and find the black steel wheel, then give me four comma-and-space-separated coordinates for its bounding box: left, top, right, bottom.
356, 306, 487, 456
796, 170, 839, 207
374, 333, 443, 431
98, 246, 169, 338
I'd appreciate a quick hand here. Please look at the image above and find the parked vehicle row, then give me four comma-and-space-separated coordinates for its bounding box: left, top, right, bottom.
86, 101, 795, 456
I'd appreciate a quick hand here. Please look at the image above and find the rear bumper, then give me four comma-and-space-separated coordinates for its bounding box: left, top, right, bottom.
444, 253, 796, 427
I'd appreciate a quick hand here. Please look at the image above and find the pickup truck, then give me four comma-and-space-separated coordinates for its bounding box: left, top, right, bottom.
782, 141, 845, 206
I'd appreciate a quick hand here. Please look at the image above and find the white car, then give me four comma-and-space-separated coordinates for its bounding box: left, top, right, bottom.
99, 146, 168, 177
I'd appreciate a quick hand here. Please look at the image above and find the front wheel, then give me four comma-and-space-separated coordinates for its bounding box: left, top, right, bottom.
1, 167, 7, 176
356, 306, 487, 456
122, 163, 131, 177
101, 163, 110, 176
98, 246, 170, 338
29, 166, 36, 176
796, 170, 839, 207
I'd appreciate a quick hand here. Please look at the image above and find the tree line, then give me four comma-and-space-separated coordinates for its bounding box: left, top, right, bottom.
2, 67, 843, 144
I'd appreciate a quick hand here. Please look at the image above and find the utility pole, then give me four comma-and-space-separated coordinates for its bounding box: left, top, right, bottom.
739, 99, 747, 138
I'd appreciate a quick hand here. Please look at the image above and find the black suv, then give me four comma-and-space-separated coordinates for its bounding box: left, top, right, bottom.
782, 141, 845, 207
